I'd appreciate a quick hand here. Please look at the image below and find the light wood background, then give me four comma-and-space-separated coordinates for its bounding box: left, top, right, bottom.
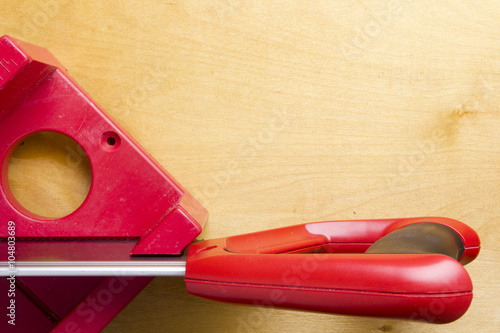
1, 1, 499, 332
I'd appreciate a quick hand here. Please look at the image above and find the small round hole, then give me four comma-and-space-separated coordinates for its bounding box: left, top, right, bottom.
107, 137, 116, 146
101, 131, 121, 152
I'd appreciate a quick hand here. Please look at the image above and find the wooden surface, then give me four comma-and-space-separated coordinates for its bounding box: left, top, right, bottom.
1, 1, 499, 332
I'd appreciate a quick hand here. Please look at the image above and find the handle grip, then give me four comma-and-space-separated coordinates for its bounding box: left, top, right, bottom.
185, 217, 480, 323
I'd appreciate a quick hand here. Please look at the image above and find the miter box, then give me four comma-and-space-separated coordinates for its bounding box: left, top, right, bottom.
0, 35, 208, 255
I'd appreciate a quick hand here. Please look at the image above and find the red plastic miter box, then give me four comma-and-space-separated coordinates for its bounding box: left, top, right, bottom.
0, 35, 207, 332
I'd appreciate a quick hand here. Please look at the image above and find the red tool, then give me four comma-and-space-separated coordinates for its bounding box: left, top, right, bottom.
1, 217, 480, 331
186, 217, 480, 324
0, 36, 480, 332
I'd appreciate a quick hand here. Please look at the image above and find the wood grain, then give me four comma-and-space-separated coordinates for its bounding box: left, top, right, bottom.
1, 1, 499, 332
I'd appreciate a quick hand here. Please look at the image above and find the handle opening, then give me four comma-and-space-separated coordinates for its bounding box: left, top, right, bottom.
365, 222, 465, 261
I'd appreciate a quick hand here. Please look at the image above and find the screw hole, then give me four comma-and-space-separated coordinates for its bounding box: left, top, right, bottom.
101, 131, 121, 152
107, 137, 116, 146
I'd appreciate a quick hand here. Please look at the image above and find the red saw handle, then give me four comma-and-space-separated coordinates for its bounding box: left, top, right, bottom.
185, 217, 480, 323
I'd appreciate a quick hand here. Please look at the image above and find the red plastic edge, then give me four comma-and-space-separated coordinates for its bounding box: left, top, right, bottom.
50, 276, 153, 333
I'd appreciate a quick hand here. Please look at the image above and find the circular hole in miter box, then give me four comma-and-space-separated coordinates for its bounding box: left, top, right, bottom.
101, 131, 121, 152
7, 132, 92, 219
